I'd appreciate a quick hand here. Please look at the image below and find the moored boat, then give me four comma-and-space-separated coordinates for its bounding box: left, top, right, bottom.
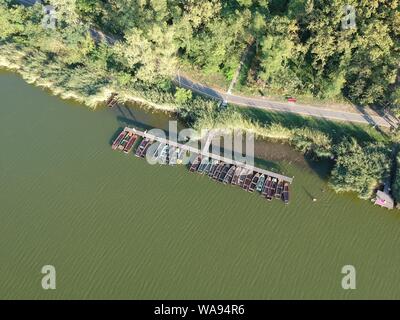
238, 168, 248, 187
213, 163, 225, 180
135, 138, 149, 157
158, 145, 169, 164
203, 160, 213, 175
218, 164, 231, 182
168, 147, 177, 165
123, 134, 137, 154
140, 139, 153, 158
275, 181, 283, 198
208, 161, 219, 177
118, 132, 134, 150
242, 171, 254, 190
231, 167, 243, 185
283, 182, 290, 204
256, 174, 265, 192
223, 165, 236, 184
197, 158, 209, 174
176, 148, 186, 165
248, 173, 260, 192
268, 178, 278, 200
262, 176, 272, 198
189, 155, 202, 172
112, 130, 127, 150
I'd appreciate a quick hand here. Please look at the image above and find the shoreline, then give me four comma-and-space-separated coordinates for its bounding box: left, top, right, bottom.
0, 56, 178, 113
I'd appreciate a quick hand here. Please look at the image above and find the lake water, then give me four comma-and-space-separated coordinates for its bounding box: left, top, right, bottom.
1, 72, 400, 299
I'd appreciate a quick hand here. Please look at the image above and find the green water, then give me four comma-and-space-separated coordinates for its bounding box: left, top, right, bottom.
1, 72, 400, 299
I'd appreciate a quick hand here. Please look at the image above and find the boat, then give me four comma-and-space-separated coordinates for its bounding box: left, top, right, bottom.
268, 178, 278, 200
203, 160, 214, 175
135, 138, 149, 157
140, 140, 152, 158
168, 147, 177, 165
112, 130, 127, 150
208, 161, 219, 177
248, 173, 260, 192
148, 142, 163, 161
275, 180, 283, 198
242, 171, 254, 190
256, 174, 265, 192
176, 148, 186, 164
283, 182, 290, 204
213, 163, 225, 180
231, 167, 242, 185
189, 155, 202, 172
223, 165, 236, 184
158, 145, 169, 164
123, 134, 137, 154
106, 93, 118, 108
237, 168, 248, 187
118, 132, 133, 150
197, 158, 209, 174
218, 164, 231, 182
262, 176, 272, 198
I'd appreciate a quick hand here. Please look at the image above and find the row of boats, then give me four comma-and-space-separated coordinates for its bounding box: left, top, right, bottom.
112, 128, 188, 164
190, 155, 289, 204
112, 128, 290, 204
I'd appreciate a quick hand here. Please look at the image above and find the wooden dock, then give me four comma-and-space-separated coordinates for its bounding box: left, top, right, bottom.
124, 127, 294, 184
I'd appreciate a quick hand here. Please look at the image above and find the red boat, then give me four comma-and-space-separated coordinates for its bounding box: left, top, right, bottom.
242, 172, 254, 190
112, 130, 127, 150
283, 183, 290, 204
189, 155, 202, 172
123, 134, 138, 154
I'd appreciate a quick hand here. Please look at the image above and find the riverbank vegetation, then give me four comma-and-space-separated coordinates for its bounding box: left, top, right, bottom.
0, 0, 398, 203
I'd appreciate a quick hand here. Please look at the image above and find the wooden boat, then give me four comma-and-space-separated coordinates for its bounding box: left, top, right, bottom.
112, 130, 127, 150
256, 174, 266, 192
223, 166, 236, 184
203, 160, 213, 175
135, 138, 149, 157
213, 163, 225, 180
168, 147, 177, 165
158, 145, 169, 164
268, 178, 278, 200
176, 148, 186, 164
189, 155, 202, 172
262, 176, 272, 198
148, 142, 163, 161
118, 132, 133, 150
242, 171, 254, 190
197, 158, 209, 174
123, 134, 137, 154
248, 173, 260, 192
218, 164, 231, 182
238, 168, 248, 187
283, 182, 289, 204
208, 161, 219, 177
275, 181, 283, 198
140, 140, 152, 158
231, 167, 242, 185
106, 93, 118, 108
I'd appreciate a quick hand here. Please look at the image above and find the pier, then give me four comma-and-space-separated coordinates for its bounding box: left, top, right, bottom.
122, 127, 293, 184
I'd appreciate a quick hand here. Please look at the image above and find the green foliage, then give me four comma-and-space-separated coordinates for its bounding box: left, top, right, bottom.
174, 88, 192, 105
330, 138, 391, 199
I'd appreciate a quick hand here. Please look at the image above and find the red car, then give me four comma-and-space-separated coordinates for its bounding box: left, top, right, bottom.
287, 97, 297, 103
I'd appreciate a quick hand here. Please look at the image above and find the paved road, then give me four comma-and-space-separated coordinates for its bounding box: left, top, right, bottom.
15, 0, 394, 128
176, 76, 394, 128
